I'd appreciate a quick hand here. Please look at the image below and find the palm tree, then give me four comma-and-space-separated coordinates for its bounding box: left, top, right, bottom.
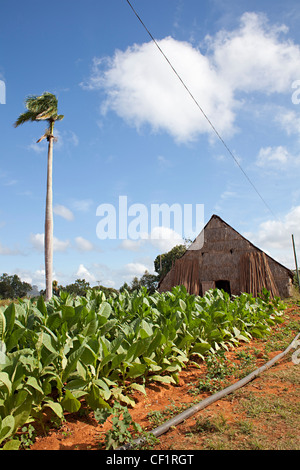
15, 92, 64, 301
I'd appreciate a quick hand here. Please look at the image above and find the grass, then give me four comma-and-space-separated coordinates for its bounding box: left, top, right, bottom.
156, 302, 300, 450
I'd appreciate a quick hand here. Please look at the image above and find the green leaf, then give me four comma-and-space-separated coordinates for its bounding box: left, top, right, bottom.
0, 415, 15, 444
12, 399, 33, 431
0, 311, 6, 340
99, 319, 117, 336
61, 390, 81, 413
98, 302, 112, 318
67, 378, 87, 391
25, 377, 44, 395
0, 372, 11, 394
86, 385, 110, 411
150, 375, 176, 384
61, 344, 86, 383
126, 363, 147, 379
129, 383, 146, 395
43, 399, 64, 419
2, 439, 20, 450
190, 342, 211, 355
3, 303, 15, 337
37, 296, 47, 316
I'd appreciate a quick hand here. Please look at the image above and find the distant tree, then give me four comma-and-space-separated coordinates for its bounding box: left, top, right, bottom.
130, 276, 141, 292
139, 270, 158, 294
154, 244, 187, 281
120, 271, 158, 294
64, 279, 91, 297
119, 282, 130, 293
92, 284, 119, 297
0, 273, 32, 299
15, 92, 64, 301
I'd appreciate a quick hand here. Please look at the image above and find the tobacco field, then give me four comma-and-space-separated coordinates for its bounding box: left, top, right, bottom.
0, 286, 286, 449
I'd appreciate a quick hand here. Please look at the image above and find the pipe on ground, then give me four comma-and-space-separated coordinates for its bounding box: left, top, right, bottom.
118, 331, 300, 450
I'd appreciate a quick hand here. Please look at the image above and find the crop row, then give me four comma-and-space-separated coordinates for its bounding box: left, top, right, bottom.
0, 286, 285, 448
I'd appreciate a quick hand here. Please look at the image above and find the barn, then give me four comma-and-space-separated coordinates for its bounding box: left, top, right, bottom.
158, 214, 293, 298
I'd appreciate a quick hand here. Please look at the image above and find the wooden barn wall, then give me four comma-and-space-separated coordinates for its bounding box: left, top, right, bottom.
158, 216, 292, 298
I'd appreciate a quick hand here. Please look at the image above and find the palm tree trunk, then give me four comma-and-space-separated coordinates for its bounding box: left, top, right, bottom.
45, 122, 54, 301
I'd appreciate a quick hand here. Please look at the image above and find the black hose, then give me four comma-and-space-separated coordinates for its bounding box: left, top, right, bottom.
117, 331, 300, 450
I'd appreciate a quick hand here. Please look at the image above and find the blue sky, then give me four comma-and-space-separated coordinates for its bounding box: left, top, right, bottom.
1, 0, 300, 290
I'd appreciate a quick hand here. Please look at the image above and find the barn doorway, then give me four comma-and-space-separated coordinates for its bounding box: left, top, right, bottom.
215, 280, 231, 295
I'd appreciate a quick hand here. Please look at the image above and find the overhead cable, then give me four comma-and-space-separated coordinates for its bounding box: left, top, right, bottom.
125, 0, 279, 221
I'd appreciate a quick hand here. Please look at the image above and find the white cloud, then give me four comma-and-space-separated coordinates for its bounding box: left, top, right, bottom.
76, 264, 96, 282
209, 12, 300, 94
75, 236, 94, 252
148, 226, 184, 252
72, 199, 93, 212
53, 204, 74, 221
30, 233, 70, 252
256, 146, 290, 167
84, 38, 236, 143
118, 226, 184, 253
245, 205, 300, 268
83, 12, 300, 144
124, 262, 149, 276
256, 146, 300, 169
275, 108, 300, 137
15, 268, 51, 291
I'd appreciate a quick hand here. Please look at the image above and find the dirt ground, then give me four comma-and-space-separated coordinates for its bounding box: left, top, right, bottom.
29, 305, 300, 451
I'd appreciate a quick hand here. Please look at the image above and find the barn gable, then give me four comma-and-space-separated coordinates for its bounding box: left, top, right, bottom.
158, 214, 293, 298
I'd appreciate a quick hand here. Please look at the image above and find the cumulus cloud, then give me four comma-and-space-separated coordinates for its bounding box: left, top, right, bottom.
256, 146, 300, 169
76, 264, 96, 283
118, 226, 184, 253
84, 38, 235, 143
208, 12, 300, 94
275, 108, 300, 137
244, 205, 300, 268
75, 236, 95, 252
53, 204, 74, 221
256, 146, 290, 167
83, 12, 300, 143
124, 262, 149, 276
30, 233, 70, 252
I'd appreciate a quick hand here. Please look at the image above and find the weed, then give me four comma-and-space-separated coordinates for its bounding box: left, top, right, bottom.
147, 400, 194, 426
194, 414, 228, 434
236, 419, 253, 435
95, 403, 158, 450
19, 424, 36, 449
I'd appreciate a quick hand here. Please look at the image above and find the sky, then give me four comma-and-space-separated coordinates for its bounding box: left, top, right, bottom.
1, 0, 300, 291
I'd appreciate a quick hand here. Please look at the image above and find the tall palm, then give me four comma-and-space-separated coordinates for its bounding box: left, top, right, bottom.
15, 92, 64, 301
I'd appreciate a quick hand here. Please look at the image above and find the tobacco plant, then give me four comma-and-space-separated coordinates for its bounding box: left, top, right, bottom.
0, 286, 285, 447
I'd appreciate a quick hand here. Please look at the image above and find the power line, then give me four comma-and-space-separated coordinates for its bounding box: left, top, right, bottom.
125, 0, 279, 221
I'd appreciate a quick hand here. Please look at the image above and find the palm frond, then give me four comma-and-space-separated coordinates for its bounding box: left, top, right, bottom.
14, 110, 38, 127
15, 92, 63, 126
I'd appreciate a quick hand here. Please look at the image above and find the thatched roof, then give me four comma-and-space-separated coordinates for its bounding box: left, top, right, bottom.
158, 214, 293, 297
